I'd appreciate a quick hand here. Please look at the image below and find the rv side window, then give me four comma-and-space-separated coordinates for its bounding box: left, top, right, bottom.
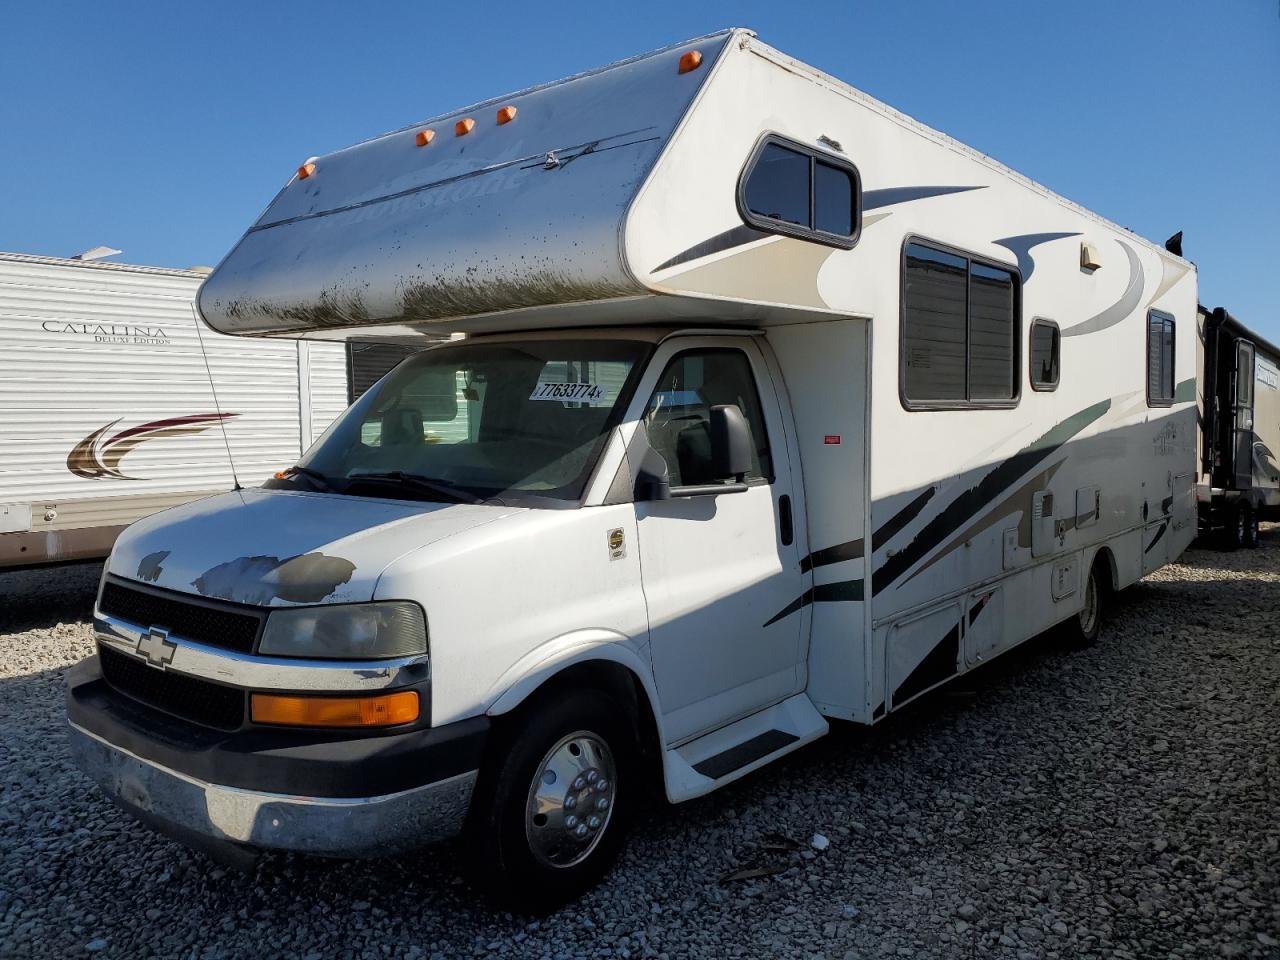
1146, 311, 1176, 405
1029, 319, 1060, 391
643, 349, 773, 486
901, 240, 1020, 408
739, 135, 860, 248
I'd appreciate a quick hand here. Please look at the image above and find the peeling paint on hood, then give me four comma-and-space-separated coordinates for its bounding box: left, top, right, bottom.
109, 488, 520, 606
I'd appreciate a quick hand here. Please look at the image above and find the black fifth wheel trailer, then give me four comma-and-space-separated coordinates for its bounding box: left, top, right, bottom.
1197, 306, 1280, 549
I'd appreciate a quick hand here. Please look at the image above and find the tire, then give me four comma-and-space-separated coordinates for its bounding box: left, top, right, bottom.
1220, 504, 1245, 551
1243, 504, 1260, 549
1063, 561, 1105, 648
465, 688, 636, 911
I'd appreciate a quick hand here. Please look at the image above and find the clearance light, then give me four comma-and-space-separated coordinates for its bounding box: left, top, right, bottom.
455, 118, 475, 136
296, 162, 316, 179
678, 50, 702, 74
415, 129, 436, 147
250, 691, 420, 728
496, 105, 518, 125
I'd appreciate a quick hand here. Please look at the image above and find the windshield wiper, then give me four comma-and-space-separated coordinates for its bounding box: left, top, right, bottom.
344, 471, 485, 505
284, 465, 336, 491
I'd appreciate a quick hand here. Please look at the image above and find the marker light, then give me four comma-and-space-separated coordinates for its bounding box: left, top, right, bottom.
678, 50, 702, 74
496, 105, 518, 125
251, 691, 420, 728
455, 118, 475, 136
415, 129, 436, 146
296, 162, 316, 179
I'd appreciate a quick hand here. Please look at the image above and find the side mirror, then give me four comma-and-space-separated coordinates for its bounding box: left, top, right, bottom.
633, 439, 671, 502
710, 404, 752, 482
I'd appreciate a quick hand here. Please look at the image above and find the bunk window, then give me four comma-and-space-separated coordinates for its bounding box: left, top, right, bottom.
1029, 319, 1060, 391
1147, 310, 1176, 405
739, 135, 861, 248
901, 240, 1021, 408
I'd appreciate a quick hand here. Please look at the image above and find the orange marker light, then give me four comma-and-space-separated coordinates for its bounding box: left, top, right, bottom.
496, 105, 518, 125
455, 118, 475, 136
415, 129, 436, 146
678, 50, 702, 74
251, 691, 420, 728
296, 162, 316, 179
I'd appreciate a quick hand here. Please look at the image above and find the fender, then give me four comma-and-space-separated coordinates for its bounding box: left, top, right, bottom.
483, 628, 668, 743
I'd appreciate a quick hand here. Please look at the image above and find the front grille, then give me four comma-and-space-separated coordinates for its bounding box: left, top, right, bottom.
99, 580, 262, 654
99, 645, 246, 731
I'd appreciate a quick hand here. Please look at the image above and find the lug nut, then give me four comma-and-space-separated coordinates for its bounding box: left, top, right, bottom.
594, 779, 609, 792
564, 795, 577, 811
565, 815, 578, 829
587, 816, 601, 830
574, 823, 589, 838
572, 776, 585, 790
585, 770, 598, 784
596, 797, 609, 811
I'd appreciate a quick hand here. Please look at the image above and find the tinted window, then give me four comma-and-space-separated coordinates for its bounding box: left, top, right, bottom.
902, 240, 1021, 406
902, 244, 968, 402
814, 161, 854, 236
740, 136, 859, 244
743, 143, 810, 227
1147, 311, 1175, 405
1029, 319, 1060, 390
643, 349, 772, 487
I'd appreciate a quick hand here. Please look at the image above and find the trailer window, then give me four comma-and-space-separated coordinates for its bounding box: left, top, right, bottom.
739, 135, 860, 248
1147, 311, 1176, 406
901, 240, 1020, 408
1029, 319, 1060, 391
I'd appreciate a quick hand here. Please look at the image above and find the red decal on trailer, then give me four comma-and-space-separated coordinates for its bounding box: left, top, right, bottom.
824, 435, 841, 445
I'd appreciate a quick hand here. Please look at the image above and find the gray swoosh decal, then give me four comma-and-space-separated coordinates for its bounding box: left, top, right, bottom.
1061, 240, 1144, 338
652, 224, 769, 272
863, 185, 986, 209
993, 232, 1080, 282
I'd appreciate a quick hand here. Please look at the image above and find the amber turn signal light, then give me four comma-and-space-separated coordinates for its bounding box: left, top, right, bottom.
296, 162, 316, 179
415, 129, 436, 146
455, 118, 475, 136
496, 105, 517, 125
250, 691, 420, 728
678, 50, 702, 74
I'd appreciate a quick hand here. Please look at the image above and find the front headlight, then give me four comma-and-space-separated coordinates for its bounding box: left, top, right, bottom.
259, 602, 427, 660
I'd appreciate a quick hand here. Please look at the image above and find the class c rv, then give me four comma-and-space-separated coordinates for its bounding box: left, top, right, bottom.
0, 251, 417, 570
1195, 305, 1280, 549
67, 29, 1199, 907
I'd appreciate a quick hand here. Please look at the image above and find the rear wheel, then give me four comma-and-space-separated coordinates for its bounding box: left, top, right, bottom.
1221, 503, 1246, 551
1063, 561, 1105, 648
465, 689, 635, 911
1243, 504, 1260, 548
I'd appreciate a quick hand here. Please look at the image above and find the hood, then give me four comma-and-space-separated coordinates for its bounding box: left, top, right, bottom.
109, 488, 519, 606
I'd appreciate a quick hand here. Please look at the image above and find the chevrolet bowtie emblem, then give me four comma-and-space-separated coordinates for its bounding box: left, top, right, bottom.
136, 626, 177, 669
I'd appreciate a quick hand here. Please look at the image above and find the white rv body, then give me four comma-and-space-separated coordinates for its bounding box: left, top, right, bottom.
0, 253, 350, 568
69, 30, 1198, 901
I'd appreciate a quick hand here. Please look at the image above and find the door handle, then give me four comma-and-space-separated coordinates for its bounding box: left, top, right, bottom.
778, 494, 794, 546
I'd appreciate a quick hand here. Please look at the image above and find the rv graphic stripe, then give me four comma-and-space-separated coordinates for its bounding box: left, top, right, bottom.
762, 578, 863, 628
871, 487, 937, 552
799, 538, 864, 572
872, 399, 1111, 595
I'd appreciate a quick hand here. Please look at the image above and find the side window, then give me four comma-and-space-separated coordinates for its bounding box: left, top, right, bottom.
1147, 311, 1176, 405
643, 349, 773, 487
1029, 318, 1061, 391
739, 135, 861, 248
901, 240, 1020, 407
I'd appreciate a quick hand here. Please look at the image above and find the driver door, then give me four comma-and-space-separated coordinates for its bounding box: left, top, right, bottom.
629, 337, 806, 744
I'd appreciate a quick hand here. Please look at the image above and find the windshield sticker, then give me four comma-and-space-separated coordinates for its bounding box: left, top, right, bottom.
529, 382, 607, 402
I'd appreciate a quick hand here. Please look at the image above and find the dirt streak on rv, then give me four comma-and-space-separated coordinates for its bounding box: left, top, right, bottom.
66, 29, 1198, 908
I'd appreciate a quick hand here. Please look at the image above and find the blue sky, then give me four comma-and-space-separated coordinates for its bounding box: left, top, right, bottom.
3, 2, 1277, 338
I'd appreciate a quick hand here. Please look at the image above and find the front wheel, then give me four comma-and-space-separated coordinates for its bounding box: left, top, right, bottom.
465, 689, 635, 911
1243, 505, 1260, 548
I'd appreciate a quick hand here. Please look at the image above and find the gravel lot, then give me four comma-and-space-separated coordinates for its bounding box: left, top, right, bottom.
1, 534, 1277, 960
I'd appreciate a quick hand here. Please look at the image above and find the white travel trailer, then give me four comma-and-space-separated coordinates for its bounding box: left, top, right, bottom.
0, 252, 359, 569
68, 30, 1198, 907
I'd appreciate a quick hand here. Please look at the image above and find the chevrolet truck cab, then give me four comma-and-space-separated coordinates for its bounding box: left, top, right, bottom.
69, 29, 1197, 908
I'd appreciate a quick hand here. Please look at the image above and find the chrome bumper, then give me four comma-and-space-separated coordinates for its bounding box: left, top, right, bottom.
69, 721, 477, 858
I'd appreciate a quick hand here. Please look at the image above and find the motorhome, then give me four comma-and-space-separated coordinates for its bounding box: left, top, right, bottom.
0, 252, 414, 569
1196, 305, 1280, 548
67, 29, 1199, 907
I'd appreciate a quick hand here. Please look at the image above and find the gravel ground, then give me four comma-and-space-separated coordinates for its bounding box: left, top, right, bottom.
1, 534, 1277, 960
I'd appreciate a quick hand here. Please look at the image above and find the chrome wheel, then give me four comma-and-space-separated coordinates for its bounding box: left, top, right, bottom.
525, 731, 617, 869
1079, 570, 1099, 636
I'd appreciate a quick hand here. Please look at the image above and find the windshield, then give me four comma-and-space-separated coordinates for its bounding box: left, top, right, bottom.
294, 339, 648, 504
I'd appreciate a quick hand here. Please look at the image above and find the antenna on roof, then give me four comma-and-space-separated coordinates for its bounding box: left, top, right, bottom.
1164, 231, 1183, 257
71, 245, 122, 261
